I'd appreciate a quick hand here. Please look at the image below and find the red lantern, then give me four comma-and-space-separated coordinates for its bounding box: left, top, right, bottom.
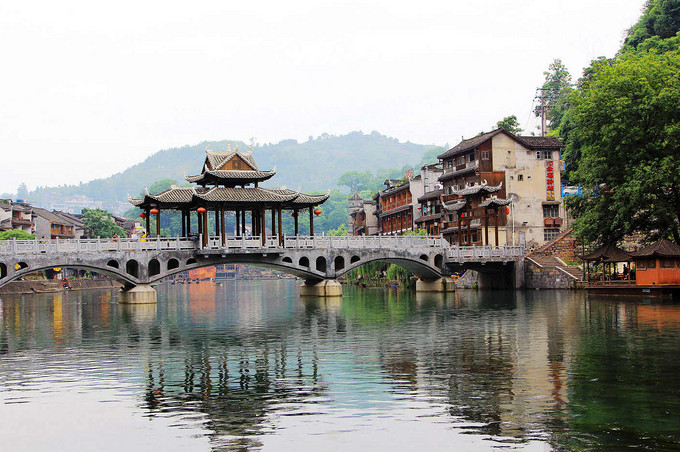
197, 207, 207, 214
150, 208, 159, 215
505, 207, 510, 215
314, 208, 321, 216
291, 212, 298, 218
139, 212, 147, 219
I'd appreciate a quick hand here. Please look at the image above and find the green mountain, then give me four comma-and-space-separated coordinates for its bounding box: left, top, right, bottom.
26, 131, 438, 214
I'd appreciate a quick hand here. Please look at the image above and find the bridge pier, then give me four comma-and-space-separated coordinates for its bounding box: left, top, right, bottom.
299, 280, 342, 297
119, 284, 157, 304
415, 277, 455, 293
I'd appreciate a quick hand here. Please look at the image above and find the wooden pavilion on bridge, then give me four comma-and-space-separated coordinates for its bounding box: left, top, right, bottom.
129, 146, 329, 247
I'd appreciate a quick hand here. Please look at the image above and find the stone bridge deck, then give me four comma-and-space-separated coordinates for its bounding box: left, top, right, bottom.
0, 236, 524, 293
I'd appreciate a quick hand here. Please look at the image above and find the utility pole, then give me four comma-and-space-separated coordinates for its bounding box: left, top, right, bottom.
534, 88, 551, 137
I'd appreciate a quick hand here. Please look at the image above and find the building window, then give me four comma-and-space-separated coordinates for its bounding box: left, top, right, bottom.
447, 160, 453, 168
661, 258, 675, 268
544, 228, 560, 242
543, 204, 559, 217
468, 153, 474, 162
537, 150, 552, 160
481, 150, 490, 160
518, 174, 524, 181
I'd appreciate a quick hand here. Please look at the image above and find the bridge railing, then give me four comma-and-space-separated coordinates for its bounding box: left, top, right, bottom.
0, 237, 199, 254
283, 235, 443, 249
446, 245, 525, 260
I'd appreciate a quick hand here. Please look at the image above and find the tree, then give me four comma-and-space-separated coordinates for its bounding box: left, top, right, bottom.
566, 51, 680, 245
16, 183, 29, 200
337, 171, 374, 192
624, 0, 680, 50
496, 115, 523, 134
0, 229, 35, 240
82, 208, 126, 238
538, 59, 573, 133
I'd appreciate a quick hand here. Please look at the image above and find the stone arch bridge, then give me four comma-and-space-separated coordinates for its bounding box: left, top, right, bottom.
0, 235, 524, 300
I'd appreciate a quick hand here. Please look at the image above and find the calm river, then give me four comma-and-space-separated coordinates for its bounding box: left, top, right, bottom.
1, 281, 680, 451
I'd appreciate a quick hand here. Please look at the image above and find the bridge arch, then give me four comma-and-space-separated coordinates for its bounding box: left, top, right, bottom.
126, 260, 139, 278
0, 262, 6, 280
107, 260, 120, 269
334, 256, 345, 271
167, 258, 179, 270
350, 255, 360, 264
0, 261, 139, 290
316, 256, 326, 272
299, 256, 309, 268
149, 259, 161, 277
335, 256, 443, 280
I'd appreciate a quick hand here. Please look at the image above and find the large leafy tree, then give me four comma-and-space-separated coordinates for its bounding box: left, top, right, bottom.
495, 115, 523, 134
82, 208, 126, 238
567, 50, 680, 245
624, 0, 680, 50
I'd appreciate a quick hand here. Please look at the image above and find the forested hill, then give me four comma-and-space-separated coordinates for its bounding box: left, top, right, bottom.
25, 131, 438, 213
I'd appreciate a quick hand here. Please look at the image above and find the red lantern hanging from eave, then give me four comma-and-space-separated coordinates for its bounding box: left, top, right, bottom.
505, 207, 510, 215
314, 208, 321, 216
139, 212, 147, 218
150, 208, 159, 215
197, 207, 207, 214
291, 212, 298, 218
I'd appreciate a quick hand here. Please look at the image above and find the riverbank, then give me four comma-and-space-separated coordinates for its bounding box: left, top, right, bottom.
0, 279, 122, 295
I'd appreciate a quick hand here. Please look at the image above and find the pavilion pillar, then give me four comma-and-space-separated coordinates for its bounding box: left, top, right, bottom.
294, 209, 299, 236
220, 208, 225, 246
235, 210, 240, 236
181, 210, 186, 236
214, 208, 220, 237
145, 208, 151, 236
271, 209, 276, 236
494, 208, 499, 246
202, 211, 208, 247
484, 208, 489, 245
586, 261, 590, 283
309, 207, 314, 236
251, 209, 257, 237
261, 207, 266, 246
242, 210, 246, 237
187, 210, 192, 235
278, 208, 283, 246
156, 210, 161, 237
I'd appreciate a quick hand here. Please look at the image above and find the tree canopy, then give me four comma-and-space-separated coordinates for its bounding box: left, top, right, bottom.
566, 51, 680, 244
82, 208, 126, 238
496, 115, 523, 134
0, 229, 35, 240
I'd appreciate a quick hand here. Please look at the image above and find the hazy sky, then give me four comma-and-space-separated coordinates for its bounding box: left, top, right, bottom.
0, 0, 644, 194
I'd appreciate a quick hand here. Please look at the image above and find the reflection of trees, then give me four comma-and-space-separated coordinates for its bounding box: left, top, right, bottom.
555, 299, 680, 450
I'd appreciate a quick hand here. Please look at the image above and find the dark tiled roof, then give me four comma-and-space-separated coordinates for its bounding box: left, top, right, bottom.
418, 189, 443, 203
479, 197, 513, 208
517, 136, 564, 149
582, 244, 632, 262
442, 200, 467, 212
451, 182, 503, 197
438, 128, 564, 160
438, 130, 501, 159
631, 239, 680, 258
439, 166, 477, 182
205, 149, 258, 171
196, 187, 298, 203
414, 213, 442, 223
185, 169, 276, 184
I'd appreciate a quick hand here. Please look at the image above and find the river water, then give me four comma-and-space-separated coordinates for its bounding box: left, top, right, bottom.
1, 281, 679, 451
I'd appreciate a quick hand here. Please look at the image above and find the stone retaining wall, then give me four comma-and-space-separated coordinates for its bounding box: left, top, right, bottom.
524, 259, 577, 289
0, 279, 122, 295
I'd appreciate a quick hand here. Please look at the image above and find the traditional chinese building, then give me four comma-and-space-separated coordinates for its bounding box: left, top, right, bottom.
632, 239, 680, 286
348, 190, 378, 236
437, 128, 564, 247
129, 146, 329, 247
0, 200, 34, 233
33, 208, 85, 239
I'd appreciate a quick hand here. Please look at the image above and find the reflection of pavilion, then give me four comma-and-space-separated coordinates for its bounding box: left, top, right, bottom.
129, 146, 329, 247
